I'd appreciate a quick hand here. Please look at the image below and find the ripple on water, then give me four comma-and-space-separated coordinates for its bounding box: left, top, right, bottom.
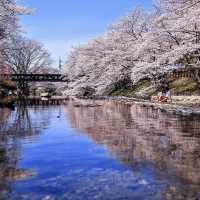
0, 102, 200, 200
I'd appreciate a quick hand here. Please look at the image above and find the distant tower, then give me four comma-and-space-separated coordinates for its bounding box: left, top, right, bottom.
58, 57, 62, 72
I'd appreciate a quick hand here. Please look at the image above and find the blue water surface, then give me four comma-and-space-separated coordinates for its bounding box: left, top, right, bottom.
0, 102, 200, 200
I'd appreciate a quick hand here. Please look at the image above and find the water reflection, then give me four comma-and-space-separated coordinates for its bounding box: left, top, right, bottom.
0, 105, 53, 199
0, 101, 200, 200
65, 100, 200, 200
0, 105, 52, 138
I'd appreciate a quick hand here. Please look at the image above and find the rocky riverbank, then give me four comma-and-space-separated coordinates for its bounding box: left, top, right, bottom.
70, 95, 200, 117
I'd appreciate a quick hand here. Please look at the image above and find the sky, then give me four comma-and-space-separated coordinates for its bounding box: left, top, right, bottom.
19, 0, 152, 66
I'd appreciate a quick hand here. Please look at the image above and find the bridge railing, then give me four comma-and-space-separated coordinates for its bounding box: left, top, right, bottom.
0, 74, 69, 82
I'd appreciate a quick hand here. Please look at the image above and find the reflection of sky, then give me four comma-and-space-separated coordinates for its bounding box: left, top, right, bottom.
3, 105, 196, 200
19, 0, 153, 64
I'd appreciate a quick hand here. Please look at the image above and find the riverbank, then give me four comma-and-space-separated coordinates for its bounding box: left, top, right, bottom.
0, 96, 16, 108
71, 95, 200, 117
0, 78, 17, 108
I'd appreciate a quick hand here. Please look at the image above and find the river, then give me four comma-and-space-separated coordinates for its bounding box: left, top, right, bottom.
0, 100, 200, 200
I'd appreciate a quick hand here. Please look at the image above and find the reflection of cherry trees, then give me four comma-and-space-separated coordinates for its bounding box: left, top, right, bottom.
0, 106, 53, 199
65, 100, 200, 198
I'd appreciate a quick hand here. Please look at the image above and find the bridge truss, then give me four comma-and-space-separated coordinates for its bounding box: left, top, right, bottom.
0, 74, 69, 82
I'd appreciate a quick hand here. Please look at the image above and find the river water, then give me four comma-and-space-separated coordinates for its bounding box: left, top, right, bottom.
0, 100, 200, 200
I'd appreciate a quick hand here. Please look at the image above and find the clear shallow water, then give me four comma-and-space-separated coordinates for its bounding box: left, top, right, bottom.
0, 100, 200, 200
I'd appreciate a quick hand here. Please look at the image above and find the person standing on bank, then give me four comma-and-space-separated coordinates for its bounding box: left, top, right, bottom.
158, 83, 172, 103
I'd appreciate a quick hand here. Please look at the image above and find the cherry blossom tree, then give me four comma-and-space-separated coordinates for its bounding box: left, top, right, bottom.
0, 0, 28, 44
0, 0, 30, 72
64, 0, 200, 95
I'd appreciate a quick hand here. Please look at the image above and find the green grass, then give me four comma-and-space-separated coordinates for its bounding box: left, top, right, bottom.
110, 80, 151, 97
170, 77, 198, 95
133, 80, 151, 93
110, 87, 136, 97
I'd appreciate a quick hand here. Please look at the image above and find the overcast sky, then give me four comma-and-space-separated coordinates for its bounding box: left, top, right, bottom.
19, 0, 152, 66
